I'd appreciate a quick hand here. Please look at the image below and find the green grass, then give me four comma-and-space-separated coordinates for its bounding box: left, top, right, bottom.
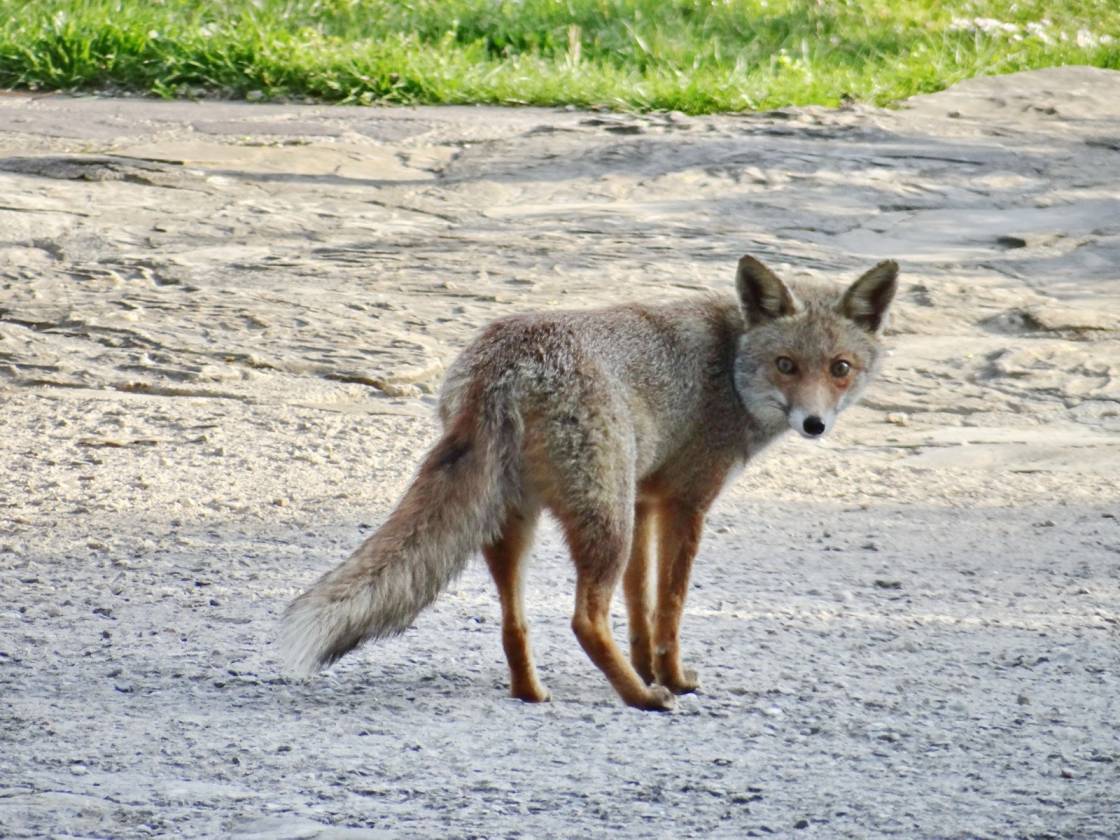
0, 1, 1116, 113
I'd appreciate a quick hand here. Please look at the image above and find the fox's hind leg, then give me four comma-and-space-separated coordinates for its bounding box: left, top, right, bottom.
524, 386, 671, 710
483, 507, 549, 703
560, 505, 675, 712
653, 501, 705, 694
624, 501, 656, 684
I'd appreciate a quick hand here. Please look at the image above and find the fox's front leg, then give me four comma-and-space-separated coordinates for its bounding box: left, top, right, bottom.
624, 502, 656, 684
653, 501, 705, 694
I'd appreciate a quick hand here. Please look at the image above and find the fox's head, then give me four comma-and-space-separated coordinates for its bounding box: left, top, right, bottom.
732, 254, 898, 440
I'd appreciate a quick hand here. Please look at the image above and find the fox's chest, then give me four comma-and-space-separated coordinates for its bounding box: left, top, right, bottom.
634, 400, 755, 507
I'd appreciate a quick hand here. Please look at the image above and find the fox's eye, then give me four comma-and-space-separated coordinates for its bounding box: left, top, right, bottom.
775, 356, 797, 375
831, 359, 852, 378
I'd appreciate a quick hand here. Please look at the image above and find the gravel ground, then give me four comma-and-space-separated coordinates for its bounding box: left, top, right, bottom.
1, 67, 1119, 838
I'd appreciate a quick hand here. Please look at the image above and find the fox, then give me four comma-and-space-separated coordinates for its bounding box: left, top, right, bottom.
279, 254, 899, 711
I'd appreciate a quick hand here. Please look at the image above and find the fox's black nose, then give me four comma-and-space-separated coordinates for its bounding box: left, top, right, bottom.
803, 416, 826, 436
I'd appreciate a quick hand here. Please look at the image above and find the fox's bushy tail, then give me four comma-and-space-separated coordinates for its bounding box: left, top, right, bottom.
278, 397, 517, 677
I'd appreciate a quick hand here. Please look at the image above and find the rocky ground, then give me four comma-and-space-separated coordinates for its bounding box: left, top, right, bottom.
1, 66, 1118, 838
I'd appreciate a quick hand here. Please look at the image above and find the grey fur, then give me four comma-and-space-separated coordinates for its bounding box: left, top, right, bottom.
279, 384, 519, 676
278, 255, 899, 704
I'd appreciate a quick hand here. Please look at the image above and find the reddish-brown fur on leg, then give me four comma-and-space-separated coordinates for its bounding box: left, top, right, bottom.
561, 507, 675, 711
572, 576, 675, 712
654, 501, 705, 694
624, 502, 656, 684
483, 508, 549, 703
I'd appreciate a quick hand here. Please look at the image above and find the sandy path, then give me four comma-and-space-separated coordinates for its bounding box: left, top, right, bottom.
1, 66, 1118, 838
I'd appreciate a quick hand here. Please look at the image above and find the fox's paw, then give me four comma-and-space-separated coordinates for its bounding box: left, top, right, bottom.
663, 667, 701, 695
635, 685, 676, 712
512, 683, 551, 703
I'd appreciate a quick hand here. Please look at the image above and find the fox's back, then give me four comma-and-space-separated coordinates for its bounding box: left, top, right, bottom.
439, 296, 749, 481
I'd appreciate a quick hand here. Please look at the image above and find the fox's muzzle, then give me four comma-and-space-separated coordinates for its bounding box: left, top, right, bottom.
801, 415, 826, 437
788, 406, 835, 439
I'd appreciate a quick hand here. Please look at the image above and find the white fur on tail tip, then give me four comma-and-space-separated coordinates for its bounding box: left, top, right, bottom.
276, 403, 507, 681
278, 591, 371, 679
277, 597, 331, 678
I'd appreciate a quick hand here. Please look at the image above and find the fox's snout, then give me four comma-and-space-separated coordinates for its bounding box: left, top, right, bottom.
780, 374, 843, 439
800, 414, 826, 437
788, 406, 834, 439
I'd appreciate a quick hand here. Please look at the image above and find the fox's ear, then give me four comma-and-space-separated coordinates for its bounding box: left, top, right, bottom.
736, 255, 798, 326
840, 260, 898, 333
